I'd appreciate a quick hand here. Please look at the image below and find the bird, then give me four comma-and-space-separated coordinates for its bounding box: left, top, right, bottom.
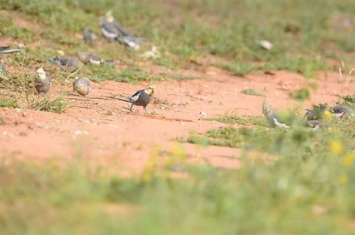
100, 11, 144, 49
116, 85, 155, 114
262, 100, 290, 128
34, 67, 51, 95
0, 45, 21, 54
305, 104, 353, 119
47, 56, 79, 72
304, 104, 327, 120
78, 52, 118, 66
73, 77, 91, 97
304, 120, 322, 129
83, 27, 97, 45
77, 52, 104, 65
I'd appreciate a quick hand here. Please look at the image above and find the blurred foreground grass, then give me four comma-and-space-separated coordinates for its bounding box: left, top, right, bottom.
1, 124, 355, 234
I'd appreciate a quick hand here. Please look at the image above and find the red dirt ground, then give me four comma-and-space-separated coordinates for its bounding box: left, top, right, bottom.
1, 60, 354, 175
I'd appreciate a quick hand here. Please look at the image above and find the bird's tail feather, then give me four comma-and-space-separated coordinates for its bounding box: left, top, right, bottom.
116, 97, 132, 103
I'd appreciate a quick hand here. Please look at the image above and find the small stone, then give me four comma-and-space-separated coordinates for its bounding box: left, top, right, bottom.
200, 111, 208, 116
258, 40, 273, 50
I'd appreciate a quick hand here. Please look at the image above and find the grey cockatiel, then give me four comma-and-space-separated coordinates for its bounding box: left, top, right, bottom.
305, 104, 354, 119
73, 77, 91, 97
47, 56, 79, 72
262, 100, 290, 128
34, 67, 51, 95
83, 27, 97, 45
0, 45, 21, 54
304, 120, 322, 129
329, 105, 354, 118
77, 52, 117, 65
100, 11, 144, 49
117, 85, 155, 114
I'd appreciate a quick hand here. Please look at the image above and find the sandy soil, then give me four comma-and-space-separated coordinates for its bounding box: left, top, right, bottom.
1, 58, 353, 175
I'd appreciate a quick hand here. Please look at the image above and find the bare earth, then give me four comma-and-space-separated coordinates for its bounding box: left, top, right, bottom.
0, 64, 353, 175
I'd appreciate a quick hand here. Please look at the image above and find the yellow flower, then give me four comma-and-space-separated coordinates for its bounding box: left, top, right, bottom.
342, 154, 354, 167
338, 174, 348, 184
323, 110, 331, 118
329, 140, 344, 155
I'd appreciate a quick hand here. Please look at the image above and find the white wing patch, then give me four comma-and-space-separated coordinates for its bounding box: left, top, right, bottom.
130, 93, 140, 102
273, 118, 290, 129
101, 28, 117, 39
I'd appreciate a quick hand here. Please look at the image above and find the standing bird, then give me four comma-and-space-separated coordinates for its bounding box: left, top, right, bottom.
73, 77, 91, 97
83, 27, 97, 45
34, 67, 51, 95
100, 11, 144, 49
304, 120, 323, 129
262, 100, 290, 128
47, 56, 79, 72
117, 85, 155, 114
78, 52, 118, 65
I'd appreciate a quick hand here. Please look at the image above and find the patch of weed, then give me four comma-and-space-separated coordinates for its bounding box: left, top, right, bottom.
32, 94, 70, 113
241, 89, 265, 97
0, 98, 19, 108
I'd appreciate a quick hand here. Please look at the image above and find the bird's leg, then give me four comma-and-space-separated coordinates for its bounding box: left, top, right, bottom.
129, 104, 133, 112
143, 106, 149, 115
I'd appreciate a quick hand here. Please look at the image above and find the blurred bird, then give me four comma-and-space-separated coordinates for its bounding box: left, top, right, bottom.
305, 104, 353, 119
83, 27, 98, 45
34, 67, 51, 95
116, 85, 155, 114
100, 11, 144, 49
0, 45, 21, 54
304, 104, 327, 120
77, 52, 117, 65
329, 105, 350, 118
47, 56, 79, 72
304, 120, 322, 129
73, 77, 91, 97
262, 100, 290, 128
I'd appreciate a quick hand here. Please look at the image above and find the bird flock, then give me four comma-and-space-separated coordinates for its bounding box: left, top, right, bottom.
1, 11, 353, 122
1, 11, 155, 114
262, 99, 354, 130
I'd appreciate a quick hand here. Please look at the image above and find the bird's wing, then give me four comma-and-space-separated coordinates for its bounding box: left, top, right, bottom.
113, 22, 132, 37
101, 20, 120, 37
130, 90, 142, 102
116, 97, 132, 103
272, 117, 290, 128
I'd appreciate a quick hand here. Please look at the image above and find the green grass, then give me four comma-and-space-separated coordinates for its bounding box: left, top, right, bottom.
31, 94, 70, 113
2, 0, 355, 233
0, 98, 19, 108
241, 89, 265, 97
207, 113, 268, 127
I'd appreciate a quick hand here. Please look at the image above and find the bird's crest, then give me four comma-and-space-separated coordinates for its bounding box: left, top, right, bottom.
105, 11, 114, 22
36, 66, 46, 80
262, 99, 271, 115
145, 85, 155, 95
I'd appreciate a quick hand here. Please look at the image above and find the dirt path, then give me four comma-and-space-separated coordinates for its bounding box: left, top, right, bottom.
0, 66, 353, 175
